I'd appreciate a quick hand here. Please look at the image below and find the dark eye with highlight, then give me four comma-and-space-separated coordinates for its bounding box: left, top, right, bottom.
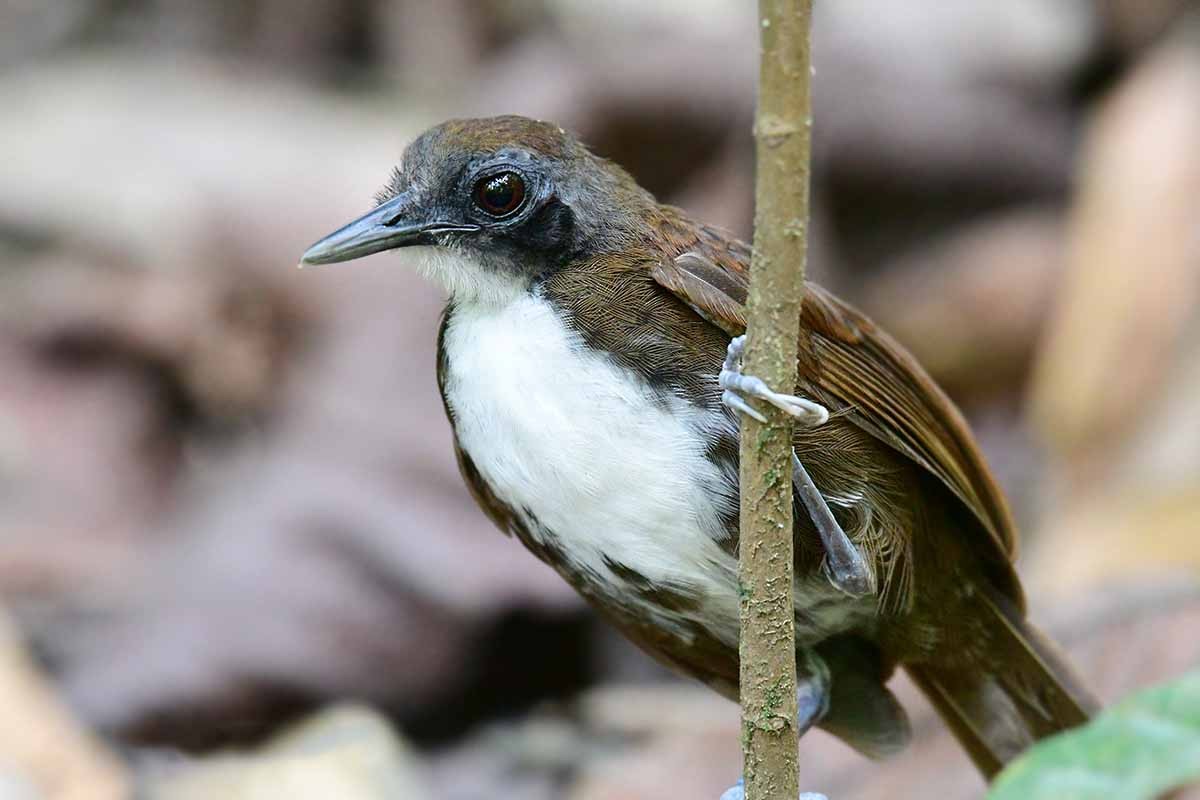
472, 171, 526, 218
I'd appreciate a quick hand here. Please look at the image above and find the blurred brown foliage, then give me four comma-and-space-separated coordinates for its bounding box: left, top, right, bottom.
1, 2, 1198, 799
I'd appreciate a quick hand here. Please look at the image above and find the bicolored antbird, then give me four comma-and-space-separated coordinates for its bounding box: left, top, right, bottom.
302, 115, 1096, 795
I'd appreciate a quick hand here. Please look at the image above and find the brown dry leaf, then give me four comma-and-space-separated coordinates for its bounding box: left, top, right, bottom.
864, 208, 1063, 401
0, 609, 129, 800
1027, 26, 1200, 589
1028, 487, 1200, 596
1029, 32, 1200, 476
145, 705, 428, 800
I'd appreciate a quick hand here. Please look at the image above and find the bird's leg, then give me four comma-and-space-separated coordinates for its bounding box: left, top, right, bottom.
719, 651, 831, 800
721, 335, 874, 598
792, 454, 874, 597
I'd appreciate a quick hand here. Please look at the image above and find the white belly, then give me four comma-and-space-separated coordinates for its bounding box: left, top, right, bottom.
441, 291, 744, 643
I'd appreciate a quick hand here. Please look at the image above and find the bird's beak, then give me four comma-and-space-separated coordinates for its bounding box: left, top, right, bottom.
300, 192, 477, 267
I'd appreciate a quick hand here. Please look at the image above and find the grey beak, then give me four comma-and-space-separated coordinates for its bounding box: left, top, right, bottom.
300, 193, 478, 266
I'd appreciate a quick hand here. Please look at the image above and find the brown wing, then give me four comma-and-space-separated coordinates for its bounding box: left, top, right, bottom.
651, 250, 1017, 561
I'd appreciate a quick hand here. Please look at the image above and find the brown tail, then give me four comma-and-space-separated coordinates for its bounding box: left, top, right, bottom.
905, 587, 1100, 779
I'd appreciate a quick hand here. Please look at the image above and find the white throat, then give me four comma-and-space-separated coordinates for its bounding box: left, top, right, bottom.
403, 246, 527, 307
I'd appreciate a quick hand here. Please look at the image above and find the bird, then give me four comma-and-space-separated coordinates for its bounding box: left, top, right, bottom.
301, 115, 1097, 787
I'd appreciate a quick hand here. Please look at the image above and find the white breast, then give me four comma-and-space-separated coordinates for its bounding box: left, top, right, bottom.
441, 291, 744, 643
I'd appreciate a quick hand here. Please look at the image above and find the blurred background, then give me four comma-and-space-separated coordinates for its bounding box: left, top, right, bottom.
1, 1, 1199, 798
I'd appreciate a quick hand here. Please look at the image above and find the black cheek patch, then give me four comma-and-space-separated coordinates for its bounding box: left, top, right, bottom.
512, 198, 576, 258
474, 198, 578, 279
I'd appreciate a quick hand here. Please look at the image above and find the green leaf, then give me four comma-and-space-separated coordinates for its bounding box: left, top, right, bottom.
988, 670, 1200, 800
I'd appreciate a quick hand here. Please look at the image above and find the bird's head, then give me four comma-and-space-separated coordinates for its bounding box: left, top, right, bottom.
301, 115, 654, 304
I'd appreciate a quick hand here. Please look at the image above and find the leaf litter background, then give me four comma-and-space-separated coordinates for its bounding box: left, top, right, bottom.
0, 2, 1198, 798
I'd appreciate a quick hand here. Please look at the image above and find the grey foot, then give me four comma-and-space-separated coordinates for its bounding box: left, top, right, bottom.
823, 547, 874, 597
719, 778, 828, 800
823, 547, 873, 597
718, 660, 832, 799
720, 336, 829, 425
791, 452, 875, 598
720, 336, 873, 598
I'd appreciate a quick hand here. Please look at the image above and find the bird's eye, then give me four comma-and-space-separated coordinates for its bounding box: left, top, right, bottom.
472, 171, 526, 218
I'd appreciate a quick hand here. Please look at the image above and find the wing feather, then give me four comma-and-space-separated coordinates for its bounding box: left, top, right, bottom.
651, 250, 1017, 559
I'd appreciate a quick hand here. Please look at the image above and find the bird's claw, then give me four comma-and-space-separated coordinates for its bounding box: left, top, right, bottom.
721, 389, 767, 424
720, 336, 828, 427
822, 546, 874, 598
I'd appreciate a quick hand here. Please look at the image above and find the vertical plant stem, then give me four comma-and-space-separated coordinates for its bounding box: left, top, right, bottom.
738, 1, 813, 798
